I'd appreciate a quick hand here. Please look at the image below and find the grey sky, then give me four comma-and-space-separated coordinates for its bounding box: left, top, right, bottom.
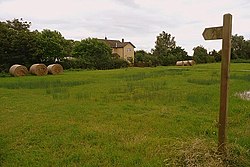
1, 0, 250, 55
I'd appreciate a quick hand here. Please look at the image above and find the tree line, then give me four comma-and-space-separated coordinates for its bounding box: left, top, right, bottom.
192, 34, 250, 64
1, 19, 249, 72
135, 31, 191, 67
0, 19, 128, 72
135, 31, 250, 67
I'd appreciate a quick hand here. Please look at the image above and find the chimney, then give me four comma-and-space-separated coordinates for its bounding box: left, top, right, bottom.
115, 42, 118, 47
122, 38, 124, 43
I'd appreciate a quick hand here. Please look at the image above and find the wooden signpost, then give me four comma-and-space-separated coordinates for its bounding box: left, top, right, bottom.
202, 14, 232, 154
202, 26, 223, 40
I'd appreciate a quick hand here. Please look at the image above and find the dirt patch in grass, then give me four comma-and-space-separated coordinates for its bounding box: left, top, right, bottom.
164, 138, 249, 167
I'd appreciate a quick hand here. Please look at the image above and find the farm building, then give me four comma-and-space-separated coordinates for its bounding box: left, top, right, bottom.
99, 38, 136, 63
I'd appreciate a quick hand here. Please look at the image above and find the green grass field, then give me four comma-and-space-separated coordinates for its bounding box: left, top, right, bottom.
0, 63, 249, 166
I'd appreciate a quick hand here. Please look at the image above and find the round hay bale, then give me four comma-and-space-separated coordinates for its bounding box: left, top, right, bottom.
236, 91, 250, 101
176, 61, 184, 66
30, 64, 48, 76
188, 60, 196, 66
47, 64, 63, 75
9, 64, 28, 77
183, 60, 190, 66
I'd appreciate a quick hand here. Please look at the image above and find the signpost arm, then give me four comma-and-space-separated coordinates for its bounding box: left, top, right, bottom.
218, 13, 232, 154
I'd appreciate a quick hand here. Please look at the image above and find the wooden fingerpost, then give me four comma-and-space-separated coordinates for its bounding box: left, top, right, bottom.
202, 13, 232, 155
218, 13, 232, 154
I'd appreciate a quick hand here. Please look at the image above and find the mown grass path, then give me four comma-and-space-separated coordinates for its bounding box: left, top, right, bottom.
0, 63, 249, 166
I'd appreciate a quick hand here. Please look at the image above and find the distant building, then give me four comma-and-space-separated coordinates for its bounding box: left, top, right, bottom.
98, 37, 136, 63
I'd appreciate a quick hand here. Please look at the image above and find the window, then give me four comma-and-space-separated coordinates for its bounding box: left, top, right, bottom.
127, 48, 132, 52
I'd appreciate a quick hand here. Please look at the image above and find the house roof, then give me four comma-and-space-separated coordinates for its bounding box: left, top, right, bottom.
98, 39, 136, 48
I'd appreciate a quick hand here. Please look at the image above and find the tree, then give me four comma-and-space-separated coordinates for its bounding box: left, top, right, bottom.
5, 18, 31, 31
193, 46, 209, 64
134, 50, 148, 62
134, 50, 159, 67
152, 31, 177, 65
0, 19, 38, 72
36, 29, 68, 63
63, 39, 75, 57
243, 40, 250, 59
152, 31, 176, 56
171, 46, 189, 61
72, 38, 112, 69
231, 34, 250, 60
210, 49, 221, 62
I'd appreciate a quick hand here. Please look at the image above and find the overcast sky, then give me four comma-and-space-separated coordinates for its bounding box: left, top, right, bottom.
1, 0, 250, 55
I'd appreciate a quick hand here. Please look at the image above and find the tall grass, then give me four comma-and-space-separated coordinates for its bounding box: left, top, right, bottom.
164, 138, 249, 166
0, 79, 89, 89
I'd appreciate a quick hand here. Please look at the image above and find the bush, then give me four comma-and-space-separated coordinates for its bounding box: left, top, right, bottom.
72, 38, 113, 70
110, 58, 129, 69
60, 59, 89, 70
134, 50, 159, 67
207, 56, 216, 63
61, 57, 129, 70
231, 59, 250, 63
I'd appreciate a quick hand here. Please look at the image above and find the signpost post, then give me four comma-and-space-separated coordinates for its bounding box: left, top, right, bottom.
202, 14, 232, 154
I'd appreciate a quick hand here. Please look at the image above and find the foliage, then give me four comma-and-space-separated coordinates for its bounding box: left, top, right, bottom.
193, 34, 250, 64
109, 53, 130, 68
231, 34, 250, 60
166, 46, 190, 65
5, 18, 31, 31
152, 31, 176, 65
110, 58, 130, 69
2, 18, 249, 72
210, 49, 221, 62
193, 45, 209, 64
60, 59, 85, 70
134, 50, 159, 67
152, 31, 176, 56
72, 38, 114, 69
231, 59, 250, 63
171, 46, 190, 60
0, 19, 128, 72
36, 29, 69, 64
152, 31, 190, 66
0, 19, 39, 72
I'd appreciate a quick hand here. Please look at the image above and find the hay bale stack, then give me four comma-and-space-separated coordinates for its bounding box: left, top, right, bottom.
183, 60, 190, 66
9, 64, 28, 77
188, 60, 196, 66
30, 64, 48, 76
176, 60, 196, 66
47, 64, 63, 75
176, 61, 184, 66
